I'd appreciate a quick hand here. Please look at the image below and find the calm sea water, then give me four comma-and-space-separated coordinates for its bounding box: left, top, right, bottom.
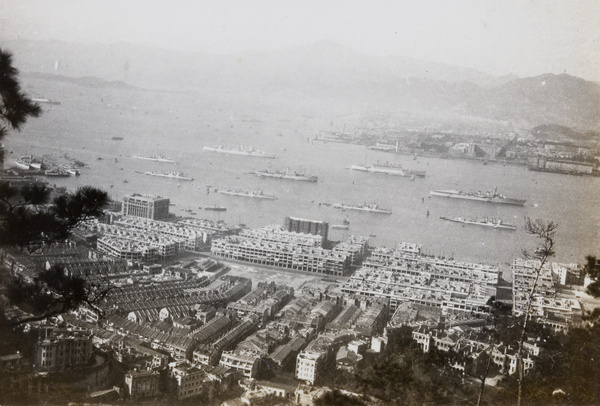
5, 85, 599, 268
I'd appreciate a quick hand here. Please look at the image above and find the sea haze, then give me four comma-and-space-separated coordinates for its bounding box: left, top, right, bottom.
5, 70, 598, 270
6, 44, 600, 270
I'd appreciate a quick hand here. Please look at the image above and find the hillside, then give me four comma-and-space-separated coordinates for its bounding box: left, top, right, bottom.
5, 39, 600, 132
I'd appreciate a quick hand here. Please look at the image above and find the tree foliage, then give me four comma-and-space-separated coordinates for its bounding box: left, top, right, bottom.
7, 264, 111, 323
315, 389, 364, 406
327, 327, 475, 405
585, 255, 599, 280
500, 324, 600, 405
516, 217, 558, 406
0, 48, 111, 324
0, 185, 109, 253
586, 280, 600, 298
0, 49, 42, 160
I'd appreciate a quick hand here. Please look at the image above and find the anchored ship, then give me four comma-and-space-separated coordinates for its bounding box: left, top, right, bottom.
253, 169, 317, 182
142, 171, 193, 181
430, 187, 526, 206
368, 141, 398, 152
132, 154, 175, 163
203, 145, 277, 158
351, 162, 425, 177
205, 206, 227, 211
216, 189, 277, 200
331, 219, 351, 230
332, 202, 392, 214
440, 216, 517, 230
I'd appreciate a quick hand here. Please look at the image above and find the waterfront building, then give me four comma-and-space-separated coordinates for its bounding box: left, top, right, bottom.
122, 193, 170, 220
114, 217, 211, 252
331, 235, 370, 266
528, 156, 595, 174
124, 370, 160, 399
36, 325, 93, 371
178, 218, 242, 239
512, 259, 582, 332
211, 229, 350, 276
284, 216, 329, 243
241, 225, 324, 248
342, 244, 499, 316
91, 218, 210, 262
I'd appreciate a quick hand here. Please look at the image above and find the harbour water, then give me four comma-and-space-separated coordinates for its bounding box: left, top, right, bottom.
5, 85, 599, 267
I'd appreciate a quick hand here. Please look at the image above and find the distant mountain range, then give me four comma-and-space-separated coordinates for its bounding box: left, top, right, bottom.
5, 39, 600, 132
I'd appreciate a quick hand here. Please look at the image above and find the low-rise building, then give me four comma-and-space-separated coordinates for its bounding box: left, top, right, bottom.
171, 361, 208, 400
124, 370, 160, 399
36, 324, 93, 371
219, 350, 263, 378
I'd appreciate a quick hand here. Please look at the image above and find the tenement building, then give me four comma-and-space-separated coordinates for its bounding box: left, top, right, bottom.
211, 226, 351, 276
341, 243, 500, 316
512, 259, 582, 332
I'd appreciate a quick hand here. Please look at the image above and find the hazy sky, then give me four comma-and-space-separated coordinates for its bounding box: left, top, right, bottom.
1, 0, 599, 80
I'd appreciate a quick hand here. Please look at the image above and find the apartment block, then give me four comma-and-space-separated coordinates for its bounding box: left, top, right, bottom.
122, 193, 170, 220
284, 216, 329, 243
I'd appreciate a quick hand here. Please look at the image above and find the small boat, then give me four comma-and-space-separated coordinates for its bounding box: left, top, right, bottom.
59, 164, 80, 176
44, 168, 70, 177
